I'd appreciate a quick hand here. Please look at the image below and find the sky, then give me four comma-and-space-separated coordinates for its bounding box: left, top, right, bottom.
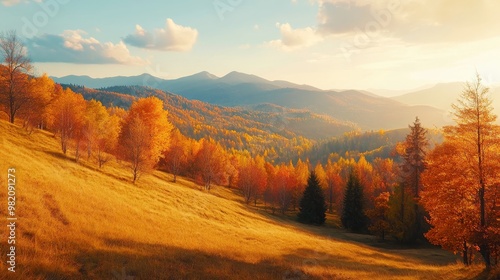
1, 0, 500, 92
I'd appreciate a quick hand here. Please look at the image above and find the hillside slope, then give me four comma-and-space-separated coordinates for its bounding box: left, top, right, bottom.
0, 121, 484, 279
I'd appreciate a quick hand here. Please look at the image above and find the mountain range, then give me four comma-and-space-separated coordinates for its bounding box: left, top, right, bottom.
52, 71, 465, 131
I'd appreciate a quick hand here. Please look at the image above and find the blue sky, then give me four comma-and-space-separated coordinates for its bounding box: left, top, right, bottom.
1, 0, 500, 92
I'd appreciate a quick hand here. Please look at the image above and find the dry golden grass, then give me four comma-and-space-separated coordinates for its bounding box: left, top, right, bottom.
0, 120, 487, 279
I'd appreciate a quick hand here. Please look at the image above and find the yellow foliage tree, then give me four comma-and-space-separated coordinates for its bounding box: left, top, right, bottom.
48, 88, 86, 155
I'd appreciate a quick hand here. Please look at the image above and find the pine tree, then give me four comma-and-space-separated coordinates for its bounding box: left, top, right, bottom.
398, 116, 429, 242
341, 171, 367, 232
298, 171, 327, 225
401, 117, 428, 198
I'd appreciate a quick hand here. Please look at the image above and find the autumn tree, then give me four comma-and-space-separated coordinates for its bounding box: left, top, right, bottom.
366, 192, 390, 240
341, 171, 367, 232
161, 128, 188, 182
237, 155, 267, 204
274, 163, 296, 214
194, 138, 229, 190
83, 100, 120, 168
291, 159, 310, 210
298, 171, 327, 225
119, 96, 172, 182
421, 142, 478, 265
263, 162, 278, 213
19, 74, 54, 132
422, 75, 500, 267
372, 158, 397, 195
325, 159, 342, 214
314, 163, 327, 190
0, 30, 33, 123
48, 88, 86, 155
387, 184, 417, 243
356, 156, 374, 209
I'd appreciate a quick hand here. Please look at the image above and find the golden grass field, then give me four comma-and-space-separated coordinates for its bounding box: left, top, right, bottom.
0, 119, 488, 279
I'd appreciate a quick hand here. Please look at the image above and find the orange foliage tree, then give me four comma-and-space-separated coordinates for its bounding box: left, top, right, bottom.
161, 128, 188, 182
119, 97, 172, 182
194, 138, 229, 190
422, 75, 500, 267
237, 155, 267, 204
19, 74, 54, 132
366, 192, 391, 240
421, 142, 479, 265
325, 159, 343, 214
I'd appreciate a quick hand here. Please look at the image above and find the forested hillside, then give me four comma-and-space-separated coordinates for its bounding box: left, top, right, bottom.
65, 84, 356, 161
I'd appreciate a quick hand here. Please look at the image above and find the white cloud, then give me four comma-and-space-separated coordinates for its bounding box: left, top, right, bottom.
267, 23, 322, 51
124, 18, 198, 52
26, 30, 147, 65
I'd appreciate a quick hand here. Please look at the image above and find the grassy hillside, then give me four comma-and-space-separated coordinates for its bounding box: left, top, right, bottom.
0, 120, 486, 279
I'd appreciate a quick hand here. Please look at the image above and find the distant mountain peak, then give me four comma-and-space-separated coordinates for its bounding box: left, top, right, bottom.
220, 71, 270, 84
193, 71, 219, 80
174, 71, 219, 82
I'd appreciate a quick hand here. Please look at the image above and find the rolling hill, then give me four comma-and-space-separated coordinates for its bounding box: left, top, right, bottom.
0, 119, 485, 279
52, 72, 449, 131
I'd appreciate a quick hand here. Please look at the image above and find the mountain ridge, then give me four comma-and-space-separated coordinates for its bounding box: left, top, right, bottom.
52, 72, 449, 130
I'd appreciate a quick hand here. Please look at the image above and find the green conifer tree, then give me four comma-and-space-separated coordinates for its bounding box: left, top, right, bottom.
298, 171, 327, 225
341, 171, 367, 232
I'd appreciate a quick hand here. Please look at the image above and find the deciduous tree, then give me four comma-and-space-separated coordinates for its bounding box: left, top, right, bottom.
388, 184, 417, 243
237, 155, 267, 204
0, 30, 33, 123
161, 128, 188, 182
83, 100, 120, 168
194, 138, 228, 190
20, 74, 54, 132
49, 88, 86, 155
421, 142, 478, 265
422, 75, 500, 267
366, 192, 390, 240
119, 97, 172, 182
